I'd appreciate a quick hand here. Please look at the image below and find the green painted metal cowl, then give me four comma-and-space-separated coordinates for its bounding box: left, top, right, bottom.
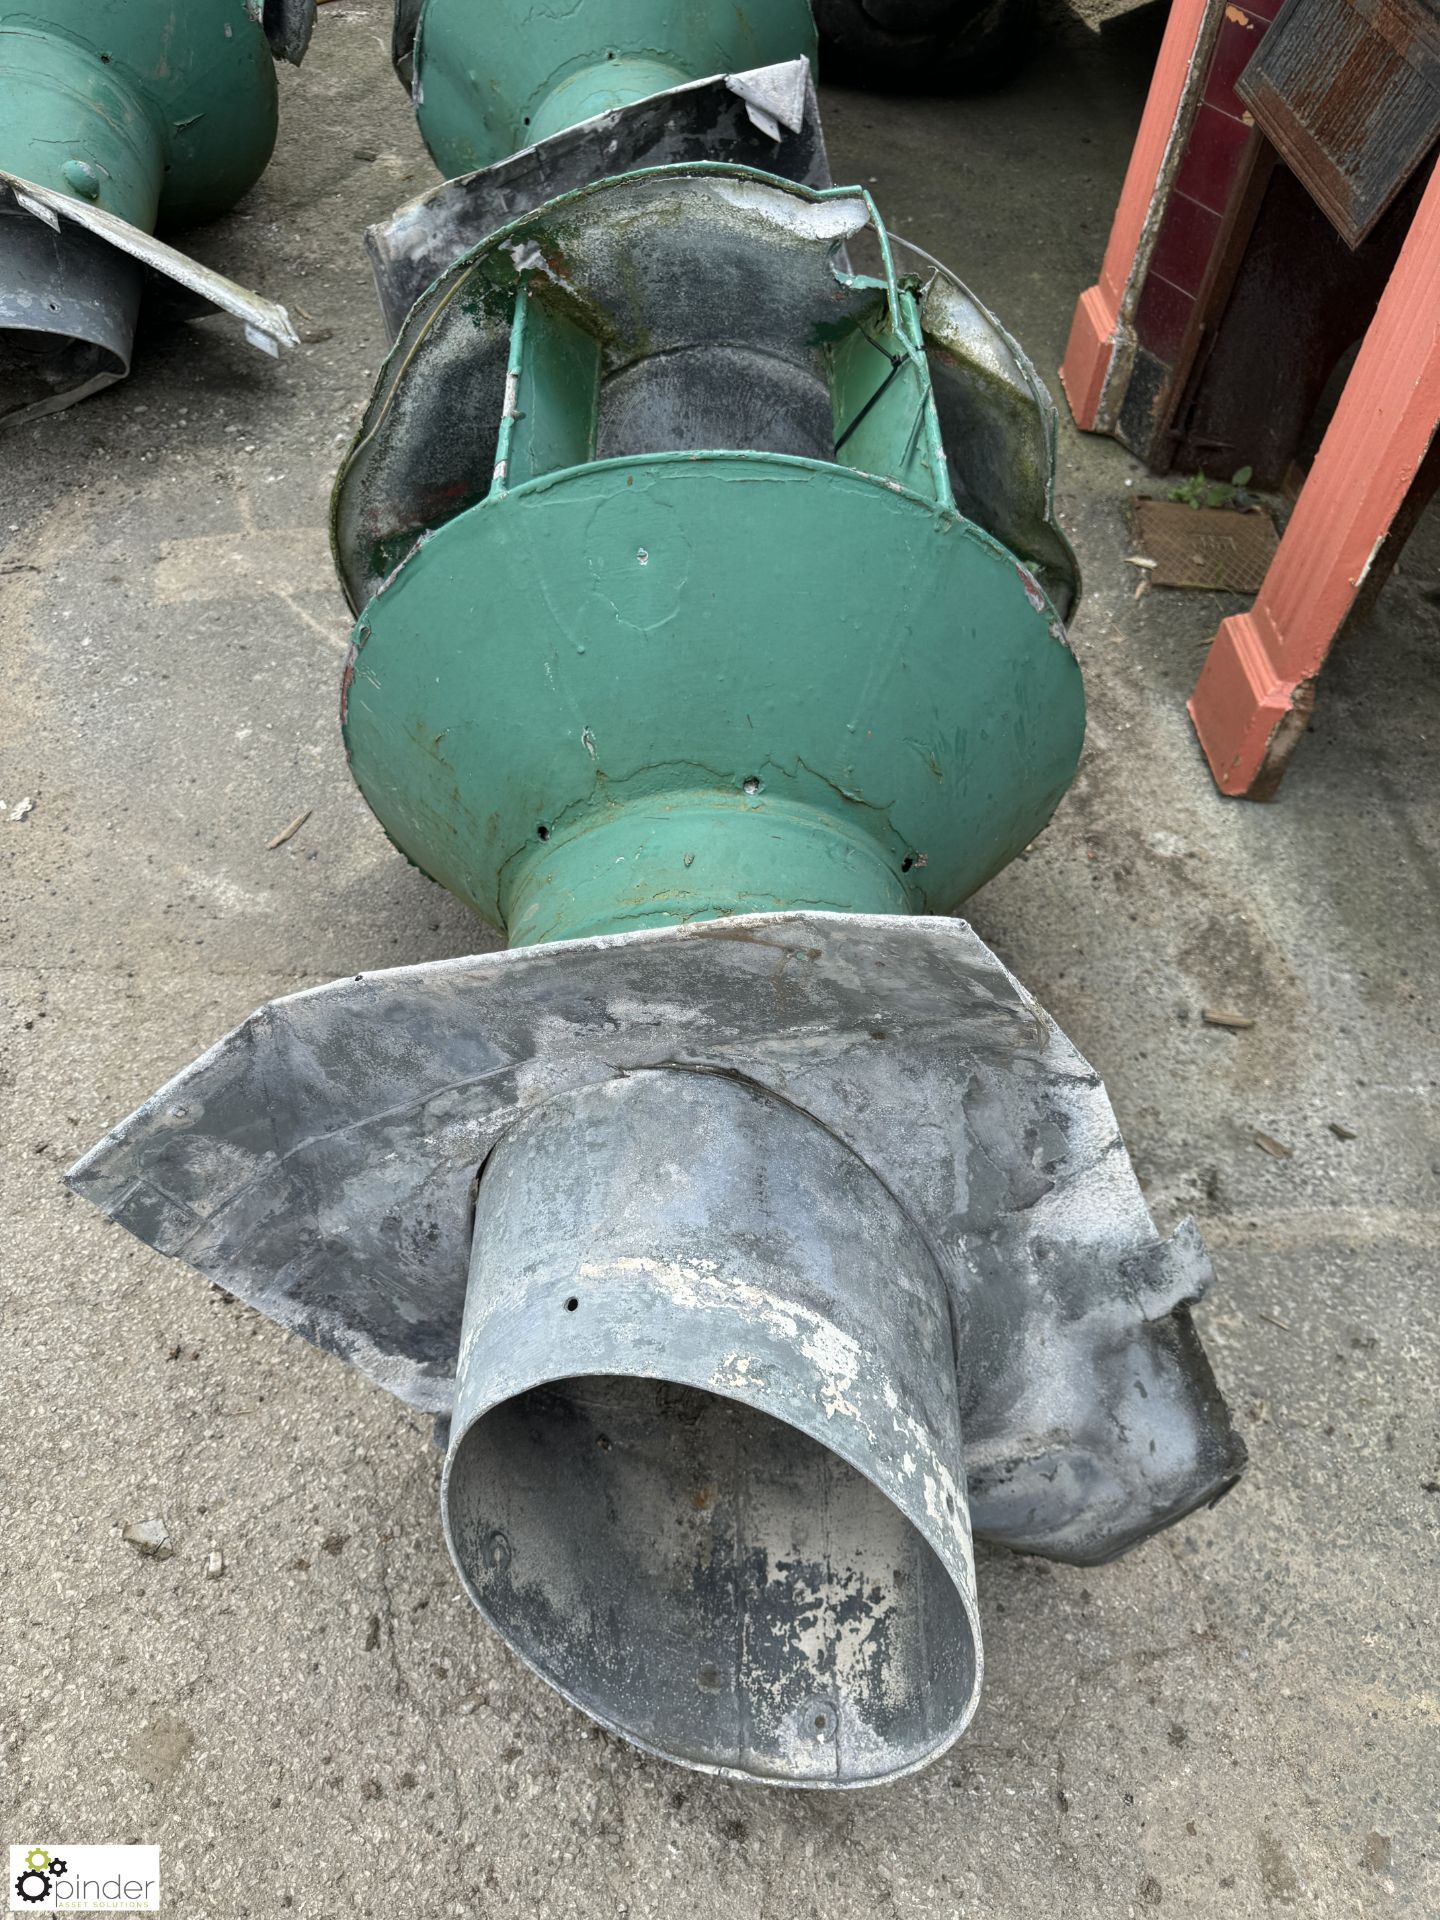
394, 0, 818, 180
0, 0, 313, 424
333, 167, 1083, 949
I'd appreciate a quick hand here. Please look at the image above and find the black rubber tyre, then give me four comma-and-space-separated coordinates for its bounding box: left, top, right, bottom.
812, 0, 1036, 90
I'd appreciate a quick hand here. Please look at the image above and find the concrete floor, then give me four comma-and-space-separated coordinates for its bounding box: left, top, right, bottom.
4, 2, 1438, 1913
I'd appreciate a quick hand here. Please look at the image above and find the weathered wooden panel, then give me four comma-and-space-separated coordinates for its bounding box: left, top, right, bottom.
1238, 0, 1440, 244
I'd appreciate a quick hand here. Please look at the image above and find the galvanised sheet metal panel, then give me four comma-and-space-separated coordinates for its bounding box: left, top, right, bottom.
66, 910, 1242, 1573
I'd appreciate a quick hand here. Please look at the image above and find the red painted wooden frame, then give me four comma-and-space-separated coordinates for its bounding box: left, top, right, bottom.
1188, 157, 1440, 797
1060, 0, 1214, 430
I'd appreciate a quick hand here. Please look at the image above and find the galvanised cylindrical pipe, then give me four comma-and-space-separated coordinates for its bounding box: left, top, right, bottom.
444, 1068, 981, 1786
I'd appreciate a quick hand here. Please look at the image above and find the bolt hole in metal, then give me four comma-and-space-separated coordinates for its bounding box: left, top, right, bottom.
807, 1699, 839, 1746
742, 776, 762, 795
564, 1294, 579, 1311
445, 1376, 974, 1784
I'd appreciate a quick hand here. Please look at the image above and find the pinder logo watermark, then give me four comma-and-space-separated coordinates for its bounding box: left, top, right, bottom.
9, 1848, 159, 1912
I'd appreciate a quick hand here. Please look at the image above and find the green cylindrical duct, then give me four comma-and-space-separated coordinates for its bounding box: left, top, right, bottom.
398, 0, 818, 179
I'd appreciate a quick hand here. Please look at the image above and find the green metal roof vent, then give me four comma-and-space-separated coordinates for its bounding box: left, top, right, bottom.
337, 168, 1081, 945
69, 167, 1242, 1790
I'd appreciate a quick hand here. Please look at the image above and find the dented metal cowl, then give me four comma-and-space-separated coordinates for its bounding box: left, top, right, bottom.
370, 0, 824, 330
0, 0, 312, 425
336, 168, 1082, 948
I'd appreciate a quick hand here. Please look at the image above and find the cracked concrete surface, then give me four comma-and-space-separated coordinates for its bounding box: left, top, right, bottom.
3, 1, 1437, 1913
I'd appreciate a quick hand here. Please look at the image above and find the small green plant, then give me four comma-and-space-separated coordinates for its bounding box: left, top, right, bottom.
1170, 466, 1254, 511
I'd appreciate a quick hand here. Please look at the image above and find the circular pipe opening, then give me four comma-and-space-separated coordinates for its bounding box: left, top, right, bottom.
0, 211, 142, 425
444, 1374, 977, 1786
